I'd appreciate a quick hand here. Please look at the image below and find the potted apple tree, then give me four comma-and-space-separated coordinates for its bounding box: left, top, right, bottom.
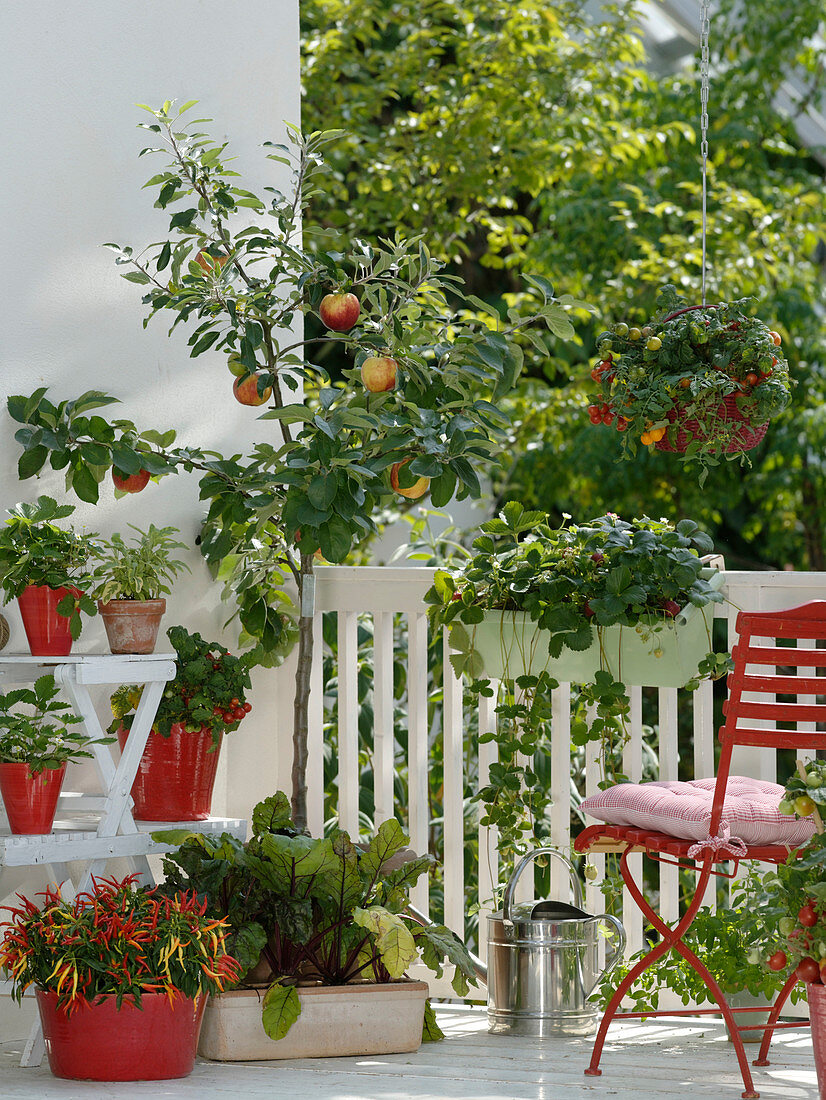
6, 100, 583, 832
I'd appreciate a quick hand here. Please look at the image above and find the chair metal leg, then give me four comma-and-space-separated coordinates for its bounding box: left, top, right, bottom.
585, 848, 760, 1099
753, 971, 800, 1067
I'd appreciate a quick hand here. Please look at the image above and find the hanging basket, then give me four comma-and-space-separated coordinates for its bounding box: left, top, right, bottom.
655, 393, 769, 455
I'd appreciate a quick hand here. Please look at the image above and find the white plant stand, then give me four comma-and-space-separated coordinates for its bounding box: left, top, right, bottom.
0, 653, 247, 1067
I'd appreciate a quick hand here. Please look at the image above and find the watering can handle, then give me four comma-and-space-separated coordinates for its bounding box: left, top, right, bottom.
584, 914, 627, 999
503, 847, 583, 925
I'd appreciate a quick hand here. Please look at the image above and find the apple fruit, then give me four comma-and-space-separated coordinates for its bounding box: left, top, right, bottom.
112, 468, 151, 494
390, 459, 430, 500
195, 250, 228, 273
233, 374, 272, 406
227, 353, 247, 377
361, 355, 398, 393
319, 292, 360, 332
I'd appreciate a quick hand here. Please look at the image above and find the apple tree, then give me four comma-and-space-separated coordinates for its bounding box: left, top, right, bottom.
8, 101, 584, 830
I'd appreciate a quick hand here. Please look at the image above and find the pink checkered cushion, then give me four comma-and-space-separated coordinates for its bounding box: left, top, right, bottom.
580, 776, 816, 847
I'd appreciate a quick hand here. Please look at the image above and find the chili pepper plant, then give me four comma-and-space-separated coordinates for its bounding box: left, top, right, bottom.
109, 625, 254, 747
0, 874, 240, 1012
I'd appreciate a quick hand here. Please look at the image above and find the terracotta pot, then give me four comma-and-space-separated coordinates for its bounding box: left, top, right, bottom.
0, 762, 66, 834
17, 584, 78, 656
809, 982, 826, 1099
98, 598, 165, 654
36, 988, 204, 1081
655, 394, 769, 455
198, 981, 429, 1061
117, 722, 222, 821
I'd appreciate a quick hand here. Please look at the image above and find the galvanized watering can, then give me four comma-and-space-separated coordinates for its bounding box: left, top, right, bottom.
487, 847, 626, 1037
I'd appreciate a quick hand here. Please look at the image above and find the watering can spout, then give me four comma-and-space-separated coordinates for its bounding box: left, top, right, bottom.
405, 903, 488, 985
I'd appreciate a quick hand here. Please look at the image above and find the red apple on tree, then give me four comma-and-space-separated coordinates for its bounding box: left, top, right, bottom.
112, 468, 151, 494
390, 458, 430, 500
361, 356, 398, 393
233, 374, 272, 406
319, 292, 360, 332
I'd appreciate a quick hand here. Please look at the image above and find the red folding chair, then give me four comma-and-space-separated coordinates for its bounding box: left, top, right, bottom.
574, 601, 826, 1099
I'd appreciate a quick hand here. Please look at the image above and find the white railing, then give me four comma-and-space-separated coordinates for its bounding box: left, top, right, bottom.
307, 566, 826, 987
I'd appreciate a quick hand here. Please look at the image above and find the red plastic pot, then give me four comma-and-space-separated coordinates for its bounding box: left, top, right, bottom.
118, 722, 222, 821
0, 762, 66, 833
36, 988, 205, 1081
17, 584, 78, 656
809, 982, 826, 1099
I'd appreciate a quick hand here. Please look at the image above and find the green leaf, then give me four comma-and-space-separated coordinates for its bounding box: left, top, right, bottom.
261, 982, 301, 1040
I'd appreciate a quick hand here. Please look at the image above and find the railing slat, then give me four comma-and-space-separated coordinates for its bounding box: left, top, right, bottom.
307, 611, 325, 837
550, 683, 572, 904
372, 611, 395, 826
442, 632, 465, 937
477, 693, 498, 964
657, 688, 680, 926
407, 612, 430, 916
337, 611, 359, 836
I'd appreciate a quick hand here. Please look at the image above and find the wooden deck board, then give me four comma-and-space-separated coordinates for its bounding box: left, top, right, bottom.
0, 1005, 817, 1098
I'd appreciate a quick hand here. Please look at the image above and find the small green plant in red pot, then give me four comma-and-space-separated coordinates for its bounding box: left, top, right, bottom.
0, 874, 240, 1080
0, 675, 95, 834
0, 496, 96, 655
90, 524, 190, 654
110, 625, 254, 821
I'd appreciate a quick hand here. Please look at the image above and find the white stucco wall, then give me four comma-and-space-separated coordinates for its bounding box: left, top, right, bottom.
0, 0, 301, 922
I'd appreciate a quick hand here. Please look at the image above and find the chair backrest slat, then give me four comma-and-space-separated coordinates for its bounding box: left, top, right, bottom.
709, 601, 826, 838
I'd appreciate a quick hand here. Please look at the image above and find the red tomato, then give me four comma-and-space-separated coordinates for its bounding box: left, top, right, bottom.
796, 956, 821, 983
243, 702, 252, 713
602, 411, 614, 426
223, 712, 235, 724
590, 368, 603, 382
231, 698, 240, 708
616, 416, 628, 431
799, 905, 818, 928
745, 372, 759, 387
588, 405, 602, 424
767, 950, 788, 971
233, 707, 246, 721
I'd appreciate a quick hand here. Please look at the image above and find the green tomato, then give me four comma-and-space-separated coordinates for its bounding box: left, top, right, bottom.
778, 799, 796, 816
613, 323, 629, 337
806, 771, 823, 789
795, 794, 816, 817
779, 916, 796, 936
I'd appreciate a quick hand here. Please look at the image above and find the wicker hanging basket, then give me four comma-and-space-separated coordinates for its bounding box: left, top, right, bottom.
655, 393, 769, 455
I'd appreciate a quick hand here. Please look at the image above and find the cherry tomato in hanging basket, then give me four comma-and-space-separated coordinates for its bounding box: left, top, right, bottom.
745, 372, 759, 387
795, 794, 817, 817
767, 950, 788, 971
588, 405, 602, 424
796, 956, 821, 983
616, 416, 629, 431
769, 331, 782, 346
602, 410, 614, 426
799, 905, 819, 928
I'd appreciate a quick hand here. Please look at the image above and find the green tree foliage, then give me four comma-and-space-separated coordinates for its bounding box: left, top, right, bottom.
301, 0, 826, 567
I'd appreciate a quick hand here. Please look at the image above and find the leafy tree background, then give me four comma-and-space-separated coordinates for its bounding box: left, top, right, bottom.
300, 0, 826, 568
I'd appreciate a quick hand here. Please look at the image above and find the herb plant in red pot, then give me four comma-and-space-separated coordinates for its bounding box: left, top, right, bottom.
0, 675, 95, 834
110, 625, 254, 821
0, 874, 240, 1081
0, 496, 96, 655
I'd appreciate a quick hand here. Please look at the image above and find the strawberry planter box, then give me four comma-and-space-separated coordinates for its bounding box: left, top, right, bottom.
465, 571, 724, 688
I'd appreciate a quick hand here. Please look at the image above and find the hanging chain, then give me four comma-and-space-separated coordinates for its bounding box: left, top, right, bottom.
699, 0, 711, 305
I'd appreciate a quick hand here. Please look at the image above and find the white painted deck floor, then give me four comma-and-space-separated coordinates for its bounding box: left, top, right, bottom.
0, 1004, 818, 1100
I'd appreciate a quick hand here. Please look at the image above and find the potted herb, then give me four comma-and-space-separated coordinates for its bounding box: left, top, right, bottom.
588, 285, 792, 478
0, 874, 239, 1081
0, 675, 95, 834
159, 791, 479, 1060
425, 505, 729, 865
0, 496, 96, 655
109, 625, 254, 821
90, 524, 189, 653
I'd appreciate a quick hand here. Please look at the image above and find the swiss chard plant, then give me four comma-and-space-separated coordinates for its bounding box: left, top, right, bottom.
158, 791, 479, 1041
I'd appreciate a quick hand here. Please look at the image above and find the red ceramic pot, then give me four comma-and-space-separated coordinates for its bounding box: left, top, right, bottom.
118, 722, 222, 821
17, 585, 78, 656
809, 982, 826, 1100
36, 988, 205, 1081
0, 762, 66, 833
